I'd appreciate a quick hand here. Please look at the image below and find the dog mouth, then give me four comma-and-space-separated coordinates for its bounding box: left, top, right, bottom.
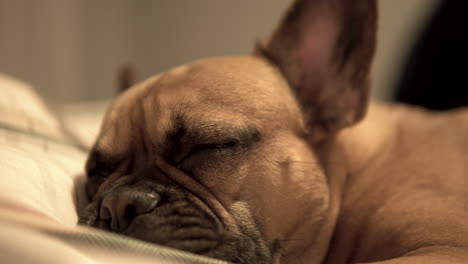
107, 192, 224, 254
79, 178, 272, 264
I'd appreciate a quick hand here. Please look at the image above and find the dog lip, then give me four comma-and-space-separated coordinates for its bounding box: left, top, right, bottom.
122, 211, 223, 253
154, 157, 239, 234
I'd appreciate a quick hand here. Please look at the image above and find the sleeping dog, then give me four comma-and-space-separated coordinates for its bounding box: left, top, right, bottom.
79, 0, 468, 263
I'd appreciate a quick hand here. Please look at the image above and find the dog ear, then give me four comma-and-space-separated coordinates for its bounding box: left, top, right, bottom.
259, 0, 377, 138
118, 64, 138, 93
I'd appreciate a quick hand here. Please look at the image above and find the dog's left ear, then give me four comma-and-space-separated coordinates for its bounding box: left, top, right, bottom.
259, 0, 377, 138
118, 65, 138, 93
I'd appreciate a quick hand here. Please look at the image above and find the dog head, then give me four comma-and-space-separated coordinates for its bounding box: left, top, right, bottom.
79, 1, 377, 263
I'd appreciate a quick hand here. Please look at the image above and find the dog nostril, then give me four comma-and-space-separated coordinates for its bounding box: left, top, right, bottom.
124, 204, 137, 221
99, 190, 159, 232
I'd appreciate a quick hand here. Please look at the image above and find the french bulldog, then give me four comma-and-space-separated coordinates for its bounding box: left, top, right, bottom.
79, 0, 468, 263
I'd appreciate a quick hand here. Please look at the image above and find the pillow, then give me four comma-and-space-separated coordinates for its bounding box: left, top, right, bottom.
58, 99, 110, 149
0, 73, 86, 225
0, 73, 228, 264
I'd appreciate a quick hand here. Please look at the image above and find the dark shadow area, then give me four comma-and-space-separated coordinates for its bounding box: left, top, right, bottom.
395, 0, 467, 110
73, 172, 90, 219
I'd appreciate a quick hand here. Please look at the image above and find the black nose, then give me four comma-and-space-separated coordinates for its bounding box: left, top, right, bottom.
100, 188, 159, 232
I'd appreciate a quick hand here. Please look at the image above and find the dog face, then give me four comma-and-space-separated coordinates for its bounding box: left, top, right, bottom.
79, 1, 376, 263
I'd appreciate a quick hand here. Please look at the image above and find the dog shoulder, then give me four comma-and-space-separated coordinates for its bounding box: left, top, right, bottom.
333, 100, 468, 262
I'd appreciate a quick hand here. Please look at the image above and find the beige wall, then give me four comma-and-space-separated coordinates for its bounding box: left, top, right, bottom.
0, 0, 439, 104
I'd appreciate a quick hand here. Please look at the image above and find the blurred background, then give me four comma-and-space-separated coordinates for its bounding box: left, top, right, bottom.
0, 0, 445, 105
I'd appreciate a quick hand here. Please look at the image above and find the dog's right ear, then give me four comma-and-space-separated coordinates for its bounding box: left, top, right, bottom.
258, 0, 377, 139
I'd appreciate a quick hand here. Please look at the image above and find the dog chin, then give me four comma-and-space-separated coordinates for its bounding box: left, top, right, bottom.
79, 193, 272, 264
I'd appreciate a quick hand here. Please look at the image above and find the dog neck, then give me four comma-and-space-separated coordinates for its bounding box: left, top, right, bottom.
320, 101, 405, 263
338, 102, 394, 175
289, 101, 397, 264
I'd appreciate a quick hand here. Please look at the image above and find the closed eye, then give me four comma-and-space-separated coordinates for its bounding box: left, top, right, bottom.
163, 117, 261, 167
177, 140, 240, 167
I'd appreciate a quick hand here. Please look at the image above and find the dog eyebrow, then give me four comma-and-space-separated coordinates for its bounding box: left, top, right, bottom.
172, 113, 260, 143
